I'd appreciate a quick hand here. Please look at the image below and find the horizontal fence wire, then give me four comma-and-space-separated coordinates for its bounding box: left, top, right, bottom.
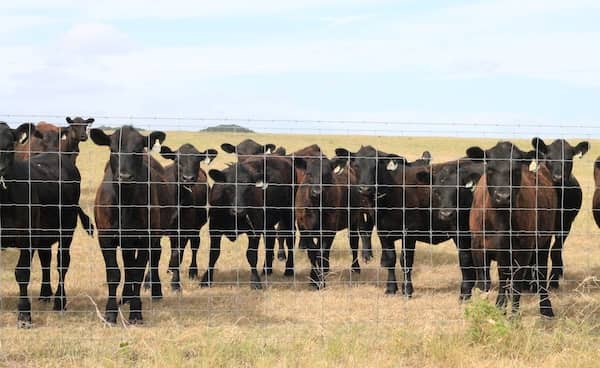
0, 115, 599, 333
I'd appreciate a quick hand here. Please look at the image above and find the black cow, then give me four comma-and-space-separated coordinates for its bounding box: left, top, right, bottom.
203, 155, 294, 288
531, 138, 589, 289
335, 146, 470, 298
158, 144, 217, 290
92, 126, 167, 324
413, 159, 484, 299
0, 122, 42, 327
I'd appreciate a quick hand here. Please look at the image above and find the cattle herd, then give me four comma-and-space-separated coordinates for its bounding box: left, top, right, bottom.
1, 117, 600, 328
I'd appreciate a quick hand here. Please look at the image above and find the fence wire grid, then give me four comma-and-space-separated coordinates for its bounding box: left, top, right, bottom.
0, 114, 599, 329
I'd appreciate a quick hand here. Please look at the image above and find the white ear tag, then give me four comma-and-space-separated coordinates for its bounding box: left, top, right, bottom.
333, 165, 344, 175
61, 134, 67, 141
386, 160, 398, 171
255, 180, 268, 189
203, 156, 212, 165
465, 180, 475, 192
151, 140, 161, 154
19, 133, 28, 144
529, 160, 538, 172
265, 148, 272, 154
577, 152, 583, 159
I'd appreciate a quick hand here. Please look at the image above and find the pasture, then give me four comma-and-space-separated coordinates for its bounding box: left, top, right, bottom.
1, 130, 600, 367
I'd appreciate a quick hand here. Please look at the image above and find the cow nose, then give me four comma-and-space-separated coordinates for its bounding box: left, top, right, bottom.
438, 209, 455, 220
494, 191, 510, 204
359, 186, 371, 194
552, 174, 562, 182
119, 172, 133, 181
183, 175, 196, 182
310, 187, 321, 198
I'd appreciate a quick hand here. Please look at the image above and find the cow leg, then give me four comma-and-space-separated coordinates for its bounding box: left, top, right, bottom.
549, 233, 566, 290
360, 214, 374, 262
380, 236, 398, 295
100, 246, 120, 325
53, 235, 73, 311
349, 227, 361, 274
456, 236, 476, 302
533, 246, 554, 317
306, 238, 324, 289
200, 233, 222, 288
399, 238, 416, 297
495, 252, 511, 312
262, 231, 276, 276
188, 236, 200, 280
148, 239, 163, 299
16, 249, 33, 328
471, 241, 491, 292
38, 248, 53, 302
283, 222, 295, 277
247, 236, 263, 289
168, 236, 183, 292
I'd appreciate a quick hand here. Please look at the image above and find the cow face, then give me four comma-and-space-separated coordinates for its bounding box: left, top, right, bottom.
161, 144, 217, 189
294, 154, 333, 200
221, 139, 276, 160
0, 123, 38, 176
416, 161, 483, 222
209, 163, 265, 219
531, 138, 589, 185
90, 126, 166, 182
66, 117, 94, 142
467, 142, 535, 208
335, 146, 405, 202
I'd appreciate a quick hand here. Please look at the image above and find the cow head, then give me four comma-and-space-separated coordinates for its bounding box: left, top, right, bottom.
531, 137, 589, 185
466, 141, 536, 208
161, 144, 217, 190
416, 160, 483, 221
221, 139, 276, 161
209, 162, 265, 220
90, 126, 166, 182
66, 116, 94, 142
294, 153, 333, 200
0, 123, 39, 177
334, 145, 406, 201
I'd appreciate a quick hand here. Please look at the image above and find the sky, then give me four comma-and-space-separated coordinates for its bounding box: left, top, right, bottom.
1, 0, 600, 137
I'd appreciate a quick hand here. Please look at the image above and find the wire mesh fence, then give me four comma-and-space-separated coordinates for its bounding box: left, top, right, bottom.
0, 114, 599, 330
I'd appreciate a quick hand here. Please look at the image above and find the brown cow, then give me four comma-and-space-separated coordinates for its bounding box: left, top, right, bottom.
91, 126, 167, 324
467, 142, 557, 317
294, 153, 366, 288
15, 117, 94, 164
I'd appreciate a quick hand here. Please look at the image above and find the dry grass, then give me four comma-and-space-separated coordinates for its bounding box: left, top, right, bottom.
1, 131, 600, 367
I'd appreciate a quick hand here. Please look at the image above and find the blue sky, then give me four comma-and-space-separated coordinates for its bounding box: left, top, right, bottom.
1, 0, 600, 137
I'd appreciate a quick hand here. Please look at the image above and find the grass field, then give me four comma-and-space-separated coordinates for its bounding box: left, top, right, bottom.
1, 130, 600, 367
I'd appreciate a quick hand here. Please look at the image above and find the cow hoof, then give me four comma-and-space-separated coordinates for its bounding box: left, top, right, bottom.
17, 313, 32, 329
53, 298, 67, 311
277, 252, 287, 262
250, 282, 263, 290
548, 280, 560, 290
351, 267, 361, 274
171, 282, 182, 292
541, 309, 555, 319
188, 268, 199, 280
128, 313, 144, 325
401, 284, 414, 298
283, 269, 294, 277
384, 287, 398, 295
104, 311, 118, 325
458, 294, 472, 303
362, 252, 373, 263
151, 292, 163, 301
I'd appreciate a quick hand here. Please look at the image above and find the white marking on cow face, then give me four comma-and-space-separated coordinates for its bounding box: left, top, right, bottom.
363, 213, 368, 222
151, 141, 161, 154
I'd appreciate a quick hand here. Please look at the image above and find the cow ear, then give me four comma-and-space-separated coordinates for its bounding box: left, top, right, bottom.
385, 154, 404, 171
264, 144, 276, 154
85, 118, 95, 125
420, 151, 432, 164
294, 157, 307, 171
335, 148, 353, 162
12, 123, 37, 145
255, 180, 269, 189
202, 149, 218, 165
66, 117, 73, 124
466, 147, 484, 160
209, 169, 226, 183
160, 146, 177, 161
90, 128, 111, 146
331, 157, 346, 175
221, 143, 236, 154
146, 131, 166, 148
415, 170, 431, 185
461, 170, 482, 190
531, 137, 548, 155
574, 141, 589, 158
